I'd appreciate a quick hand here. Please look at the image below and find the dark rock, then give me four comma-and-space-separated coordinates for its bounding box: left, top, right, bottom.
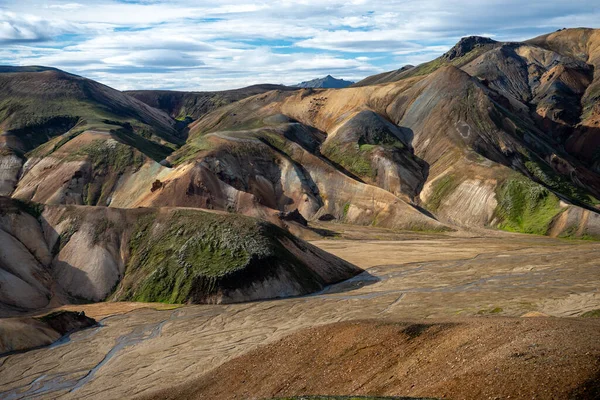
443, 36, 497, 61
318, 213, 336, 222
278, 209, 308, 226
36, 310, 97, 336
151, 179, 164, 192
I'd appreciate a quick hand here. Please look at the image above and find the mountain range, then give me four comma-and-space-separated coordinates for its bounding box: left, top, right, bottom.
1, 27, 600, 314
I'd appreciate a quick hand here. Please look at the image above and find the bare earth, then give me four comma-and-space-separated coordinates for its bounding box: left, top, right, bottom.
1, 227, 600, 399
144, 318, 600, 400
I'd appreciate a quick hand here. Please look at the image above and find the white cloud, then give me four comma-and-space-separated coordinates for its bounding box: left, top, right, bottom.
0, 0, 598, 90
48, 3, 83, 10
296, 30, 426, 53
0, 11, 67, 43
103, 49, 203, 68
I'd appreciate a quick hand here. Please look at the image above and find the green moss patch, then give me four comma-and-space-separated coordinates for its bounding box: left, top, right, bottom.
495, 177, 561, 235
119, 210, 320, 304
322, 141, 375, 179
342, 203, 351, 219
169, 136, 215, 165
77, 140, 144, 174
68, 139, 145, 205
12, 199, 44, 219
581, 309, 600, 318
524, 160, 599, 206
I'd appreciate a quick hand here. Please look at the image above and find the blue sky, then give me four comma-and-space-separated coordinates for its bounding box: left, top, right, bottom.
0, 0, 598, 91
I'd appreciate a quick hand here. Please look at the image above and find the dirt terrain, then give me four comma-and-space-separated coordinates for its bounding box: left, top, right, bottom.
1, 228, 599, 399
145, 318, 600, 400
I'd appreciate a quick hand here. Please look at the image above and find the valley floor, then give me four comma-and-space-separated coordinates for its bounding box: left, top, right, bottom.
1, 225, 599, 399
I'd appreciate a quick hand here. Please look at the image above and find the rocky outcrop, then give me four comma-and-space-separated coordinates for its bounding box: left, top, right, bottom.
0, 311, 96, 354
278, 209, 308, 226
0, 153, 22, 196
442, 36, 498, 60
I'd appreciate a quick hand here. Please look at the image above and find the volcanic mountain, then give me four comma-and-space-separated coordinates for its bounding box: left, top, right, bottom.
2, 28, 600, 313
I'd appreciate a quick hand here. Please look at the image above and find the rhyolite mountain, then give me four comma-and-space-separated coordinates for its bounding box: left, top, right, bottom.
295, 75, 355, 89
126, 84, 296, 123
2, 28, 600, 312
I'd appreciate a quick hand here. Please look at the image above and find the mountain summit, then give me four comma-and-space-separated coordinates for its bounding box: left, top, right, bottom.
442, 36, 498, 60
295, 75, 355, 88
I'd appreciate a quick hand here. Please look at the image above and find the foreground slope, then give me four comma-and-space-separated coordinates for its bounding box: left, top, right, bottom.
2, 228, 600, 399
144, 319, 600, 400
0, 197, 359, 314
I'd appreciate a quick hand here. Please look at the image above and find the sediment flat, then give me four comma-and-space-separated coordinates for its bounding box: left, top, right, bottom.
1, 229, 599, 399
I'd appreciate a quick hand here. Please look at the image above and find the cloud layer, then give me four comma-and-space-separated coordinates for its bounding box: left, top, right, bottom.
0, 0, 598, 90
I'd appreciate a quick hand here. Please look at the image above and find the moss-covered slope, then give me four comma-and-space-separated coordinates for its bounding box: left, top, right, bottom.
114, 208, 360, 304
0, 67, 182, 203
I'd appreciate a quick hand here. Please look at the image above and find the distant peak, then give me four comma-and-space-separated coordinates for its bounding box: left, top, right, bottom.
443, 36, 497, 61
295, 75, 355, 89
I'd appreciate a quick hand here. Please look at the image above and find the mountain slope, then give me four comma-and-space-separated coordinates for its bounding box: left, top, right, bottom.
351, 65, 414, 87
0, 67, 183, 204
295, 75, 354, 89
0, 66, 180, 151
165, 30, 600, 237
526, 28, 600, 172
0, 197, 360, 315
352, 36, 500, 87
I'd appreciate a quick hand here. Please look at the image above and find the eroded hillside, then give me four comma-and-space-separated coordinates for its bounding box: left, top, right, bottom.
0, 197, 359, 315
3, 29, 600, 240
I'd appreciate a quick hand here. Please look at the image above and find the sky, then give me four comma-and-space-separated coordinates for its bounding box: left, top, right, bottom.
0, 0, 598, 91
